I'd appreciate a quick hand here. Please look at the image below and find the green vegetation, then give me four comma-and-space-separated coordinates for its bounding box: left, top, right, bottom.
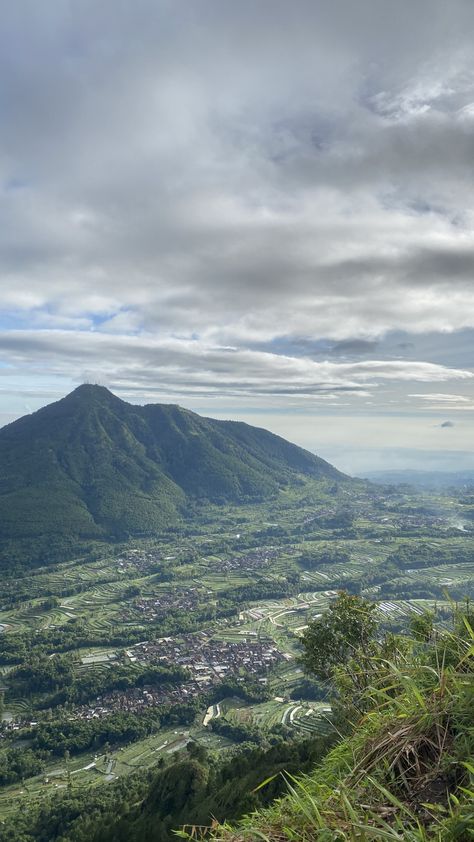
0, 405, 472, 840
300, 592, 377, 680
1, 597, 472, 841
7, 658, 188, 708
0, 385, 343, 569
206, 600, 474, 841
0, 732, 336, 842
32, 701, 200, 756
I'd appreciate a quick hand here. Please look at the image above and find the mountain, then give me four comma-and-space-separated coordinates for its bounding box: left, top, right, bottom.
0, 385, 344, 566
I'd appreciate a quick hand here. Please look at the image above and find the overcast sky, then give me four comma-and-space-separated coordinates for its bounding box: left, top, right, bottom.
1, 0, 473, 473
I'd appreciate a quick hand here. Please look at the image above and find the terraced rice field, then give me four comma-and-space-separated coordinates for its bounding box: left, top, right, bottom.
289, 704, 333, 736
224, 698, 333, 736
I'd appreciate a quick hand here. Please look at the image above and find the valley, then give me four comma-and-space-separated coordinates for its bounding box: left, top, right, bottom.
1, 476, 472, 821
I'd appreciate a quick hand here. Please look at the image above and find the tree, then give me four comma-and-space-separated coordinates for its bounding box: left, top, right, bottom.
123, 585, 141, 599
410, 609, 434, 642
186, 741, 208, 764
300, 592, 377, 681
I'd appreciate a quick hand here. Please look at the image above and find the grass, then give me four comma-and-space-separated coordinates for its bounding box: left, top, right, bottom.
200, 613, 474, 841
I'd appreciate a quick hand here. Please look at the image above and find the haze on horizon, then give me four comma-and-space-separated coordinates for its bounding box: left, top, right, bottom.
0, 0, 473, 474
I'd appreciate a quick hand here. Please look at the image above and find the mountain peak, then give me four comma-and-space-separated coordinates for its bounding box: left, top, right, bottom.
65, 383, 126, 407
69, 383, 114, 398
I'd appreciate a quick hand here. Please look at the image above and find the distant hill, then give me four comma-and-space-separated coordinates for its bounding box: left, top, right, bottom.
0, 385, 344, 567
363, 468, 474, 490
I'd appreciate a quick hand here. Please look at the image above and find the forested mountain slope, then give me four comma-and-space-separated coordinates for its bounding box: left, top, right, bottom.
0, 384, 344, 566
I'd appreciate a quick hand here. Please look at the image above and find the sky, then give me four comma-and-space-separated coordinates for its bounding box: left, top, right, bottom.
0, 0, 473, 475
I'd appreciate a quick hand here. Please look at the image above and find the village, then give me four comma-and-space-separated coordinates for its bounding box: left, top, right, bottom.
73, 679, 202, 720
115, 548, 180, 576
119, 586, 212, 623
115, 543, 290, 578
208, 546, 283, 575
129, 633, 284, 687
0, 634, 285, 729
71, 634, 284, 720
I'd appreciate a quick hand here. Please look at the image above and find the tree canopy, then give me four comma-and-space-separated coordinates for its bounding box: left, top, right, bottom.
300, 591, 377, 680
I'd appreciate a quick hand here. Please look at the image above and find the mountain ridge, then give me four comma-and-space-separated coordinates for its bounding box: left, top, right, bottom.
0, 385, 345, 567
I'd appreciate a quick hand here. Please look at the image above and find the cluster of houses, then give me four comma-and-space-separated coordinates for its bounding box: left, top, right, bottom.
120, 586, 212, 623
114, 543, 286, 579
129, 632, 284, 689
63, 634, 284, 721
208, 546, 281, 575
115, 547, 179, 575
1, 634, 285, 727
73, 680, 202, 720
0, 716, 38, 735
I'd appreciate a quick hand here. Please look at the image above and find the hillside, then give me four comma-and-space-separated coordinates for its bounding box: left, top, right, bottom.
204, 606, 474, 842
2, 599, 472, 842
0, 384, 344, 566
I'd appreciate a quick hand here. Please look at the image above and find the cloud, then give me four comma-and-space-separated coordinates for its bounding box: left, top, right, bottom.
0, 0, 474, 418
409, 393, 471, 402
0, 1, 474, 345
330, 339, 380, 356
0, 330, 471, 401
